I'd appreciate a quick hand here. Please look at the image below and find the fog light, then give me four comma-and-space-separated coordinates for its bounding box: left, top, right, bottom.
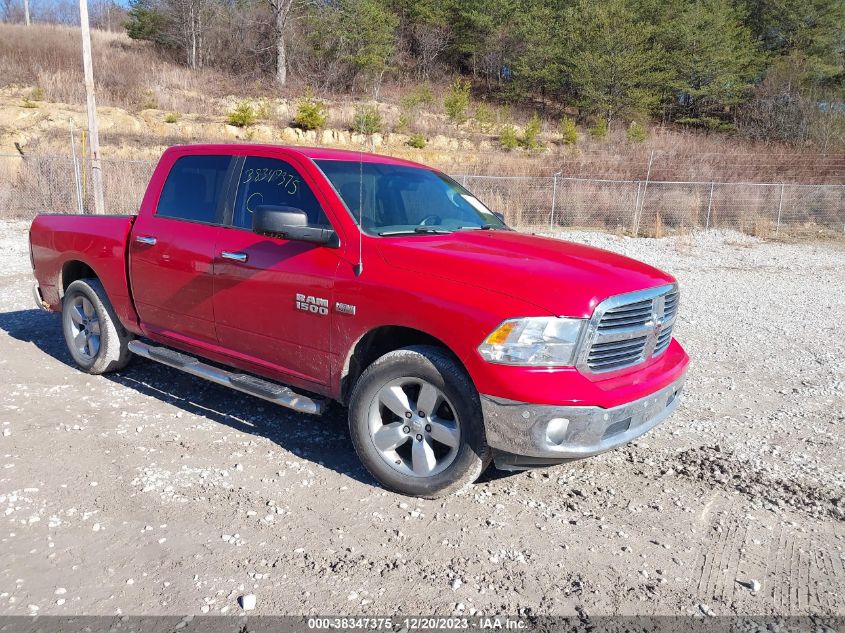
545, 417, 570, 445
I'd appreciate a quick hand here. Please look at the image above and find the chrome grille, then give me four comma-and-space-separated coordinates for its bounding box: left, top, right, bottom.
577, 284, 680, 374
587, 336, 649, 371
654, 324, 673, 356
596, 299, 653, 333
663, 292, 679, 321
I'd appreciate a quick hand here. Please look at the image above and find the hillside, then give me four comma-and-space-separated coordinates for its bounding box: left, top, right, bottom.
1, 23, 844, 186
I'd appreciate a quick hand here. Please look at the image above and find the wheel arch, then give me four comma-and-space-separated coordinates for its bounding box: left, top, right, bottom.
339, 325, 471, 406
60, 259, 99, 294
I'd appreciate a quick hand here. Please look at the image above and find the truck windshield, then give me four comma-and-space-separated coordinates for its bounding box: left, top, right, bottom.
314, 160, 506, 236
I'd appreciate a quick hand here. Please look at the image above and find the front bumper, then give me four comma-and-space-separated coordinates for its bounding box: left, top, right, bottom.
481, 373, 686, 470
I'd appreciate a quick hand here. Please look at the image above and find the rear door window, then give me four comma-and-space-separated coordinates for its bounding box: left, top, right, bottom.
156, 155, 233, 224
230, 156, 330, 230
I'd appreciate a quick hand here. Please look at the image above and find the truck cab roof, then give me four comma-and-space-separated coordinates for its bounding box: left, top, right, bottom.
165, 144, 429, 169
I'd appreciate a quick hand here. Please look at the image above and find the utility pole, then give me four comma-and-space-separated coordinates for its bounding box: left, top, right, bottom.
79, 0, 105, 214
23, 0, 30, 25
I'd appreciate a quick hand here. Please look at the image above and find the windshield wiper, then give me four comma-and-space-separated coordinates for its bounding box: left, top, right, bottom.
378, 226, 454, 236
457, 223, 499, 231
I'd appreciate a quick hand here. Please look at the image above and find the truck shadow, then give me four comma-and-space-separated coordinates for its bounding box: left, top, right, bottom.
0, 308, 374, 487
0, 308, 514, 489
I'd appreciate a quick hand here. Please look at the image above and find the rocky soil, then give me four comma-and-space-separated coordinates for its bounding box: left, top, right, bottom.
0, 89, 482, 165
0, 221, 842, 616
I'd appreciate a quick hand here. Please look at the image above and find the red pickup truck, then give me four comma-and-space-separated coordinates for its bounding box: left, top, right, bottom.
29, 144, 688, 497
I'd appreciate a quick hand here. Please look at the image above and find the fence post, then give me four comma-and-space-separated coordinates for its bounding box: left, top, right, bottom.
775, 183, 784, 235
549, 172, 560, 230
80, 130, 87, 211
634, 150, 655, 236
632, 181, 642, 233
705, 181, 714, 230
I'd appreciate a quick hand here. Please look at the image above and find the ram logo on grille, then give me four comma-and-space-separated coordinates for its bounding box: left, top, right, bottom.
577, 285, 679, 374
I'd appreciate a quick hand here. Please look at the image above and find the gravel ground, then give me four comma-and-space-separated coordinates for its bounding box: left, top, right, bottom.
0, 220, 842, 617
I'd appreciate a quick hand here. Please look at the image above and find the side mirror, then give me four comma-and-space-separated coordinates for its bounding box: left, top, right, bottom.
253, 205, 339, 248
493, 211, 507, 224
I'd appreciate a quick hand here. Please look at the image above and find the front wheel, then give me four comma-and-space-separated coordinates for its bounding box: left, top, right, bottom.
62, 278, 133, 374
348, 345, 490, 498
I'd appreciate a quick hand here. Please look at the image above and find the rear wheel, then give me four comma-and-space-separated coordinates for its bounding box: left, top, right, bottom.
348, 345, 489, 498
62, 279, 133, 374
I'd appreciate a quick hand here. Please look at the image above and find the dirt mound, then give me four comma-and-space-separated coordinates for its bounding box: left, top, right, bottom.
672, 445, 843, 520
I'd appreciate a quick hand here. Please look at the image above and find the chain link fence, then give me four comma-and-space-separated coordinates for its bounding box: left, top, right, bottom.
2, 153, 843, 237
458, 174, 845, 237
0, 153, 156, 219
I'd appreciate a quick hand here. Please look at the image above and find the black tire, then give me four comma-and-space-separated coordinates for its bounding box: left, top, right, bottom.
348, 345, 490, 498
62, 278, 133, 374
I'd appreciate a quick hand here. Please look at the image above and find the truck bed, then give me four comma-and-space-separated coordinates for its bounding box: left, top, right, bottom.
30, 214, 139, 331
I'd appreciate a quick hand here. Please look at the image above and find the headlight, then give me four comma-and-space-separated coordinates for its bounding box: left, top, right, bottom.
478, 317, 585, 366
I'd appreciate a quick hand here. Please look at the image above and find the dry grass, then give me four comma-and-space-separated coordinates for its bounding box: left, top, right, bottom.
1, 23, 841, 238
0, 23, 235, 112
3, 23, 842, 187
449, 128, 845, 185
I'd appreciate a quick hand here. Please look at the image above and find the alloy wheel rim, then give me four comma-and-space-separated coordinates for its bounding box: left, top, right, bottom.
67, 295, 101, 361
367, 378, 461, 478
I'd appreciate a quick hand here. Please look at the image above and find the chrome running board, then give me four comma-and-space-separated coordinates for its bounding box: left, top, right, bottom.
127, 340, 327, 415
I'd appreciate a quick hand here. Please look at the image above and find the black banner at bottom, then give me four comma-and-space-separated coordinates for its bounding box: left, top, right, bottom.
0, 616, 840, 633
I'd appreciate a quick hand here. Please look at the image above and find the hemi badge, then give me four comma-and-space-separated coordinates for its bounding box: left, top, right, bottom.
335, 302, 356, 315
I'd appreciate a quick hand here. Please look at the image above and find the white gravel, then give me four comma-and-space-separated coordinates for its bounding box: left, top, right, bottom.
0, 220, 842, 616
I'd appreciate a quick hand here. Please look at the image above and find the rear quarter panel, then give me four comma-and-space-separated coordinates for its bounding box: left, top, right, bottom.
30, 214, 141, 333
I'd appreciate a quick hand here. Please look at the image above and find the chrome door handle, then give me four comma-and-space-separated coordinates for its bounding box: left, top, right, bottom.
135, 236, 157, 245
221, 251, 248, 262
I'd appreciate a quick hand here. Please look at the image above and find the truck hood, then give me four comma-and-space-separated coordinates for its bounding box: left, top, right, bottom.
377, 230, 675, 317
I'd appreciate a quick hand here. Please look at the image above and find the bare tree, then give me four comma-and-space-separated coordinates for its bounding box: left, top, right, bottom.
413, 23, 450, 80
162, 0, 215, 69
89, 0, 126, 31
32, 0, 81, 24
204, 1, 276, 79
0, 0, 17, 22
267, 0, 294, 85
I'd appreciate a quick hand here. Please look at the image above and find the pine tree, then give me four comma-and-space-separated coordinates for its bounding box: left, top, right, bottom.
565, 0, 665, 123
669, 0, 763, 120
125, 0, 169, 46
511, 2, 567, 103
340, 0, 400, 97
443, 0, 521, 86
741, 0, 845, 82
